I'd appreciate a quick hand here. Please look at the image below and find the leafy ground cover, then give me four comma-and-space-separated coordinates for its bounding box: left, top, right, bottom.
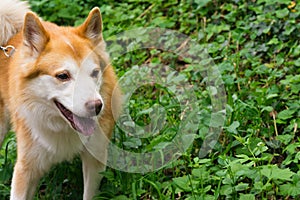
1, 0, 300, 199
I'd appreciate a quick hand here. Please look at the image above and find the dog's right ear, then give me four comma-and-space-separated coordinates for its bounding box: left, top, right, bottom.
23, 12, 49, 56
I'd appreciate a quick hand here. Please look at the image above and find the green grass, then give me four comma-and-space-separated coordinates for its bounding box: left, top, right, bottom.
1, 0, 300, 199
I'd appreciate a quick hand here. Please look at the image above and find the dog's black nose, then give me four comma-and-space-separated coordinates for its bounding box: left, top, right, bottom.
85, 99, 103, 116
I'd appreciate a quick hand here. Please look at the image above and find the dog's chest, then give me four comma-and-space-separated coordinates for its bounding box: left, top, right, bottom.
18, 104, 86, 167
26, 127, 84, 173
28, 117, 85, 166
34, 127, 84, 161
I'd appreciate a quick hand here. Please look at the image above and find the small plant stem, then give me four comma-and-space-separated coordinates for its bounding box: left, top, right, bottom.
137, 4, 155, 19
271, 111, 278, 136
293, 122, 298, 135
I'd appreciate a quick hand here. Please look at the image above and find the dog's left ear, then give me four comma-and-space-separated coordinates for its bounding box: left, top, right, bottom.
77, 7, 103, 45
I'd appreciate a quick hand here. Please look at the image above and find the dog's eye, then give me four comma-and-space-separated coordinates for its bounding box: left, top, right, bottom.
91, 69, 100, 78
55, 71, 71, 81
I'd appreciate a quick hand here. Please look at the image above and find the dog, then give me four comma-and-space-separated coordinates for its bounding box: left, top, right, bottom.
0, 0, 122, 199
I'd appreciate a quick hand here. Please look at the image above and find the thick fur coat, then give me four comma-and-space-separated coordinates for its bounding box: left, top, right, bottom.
0, 1, 121, 199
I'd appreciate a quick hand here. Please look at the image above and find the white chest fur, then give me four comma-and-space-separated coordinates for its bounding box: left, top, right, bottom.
18, 103, 85, 167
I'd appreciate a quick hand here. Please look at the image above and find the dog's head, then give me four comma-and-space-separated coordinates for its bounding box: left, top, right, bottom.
19, 8, 110, 136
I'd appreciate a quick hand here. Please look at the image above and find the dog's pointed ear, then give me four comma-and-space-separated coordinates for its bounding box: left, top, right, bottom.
23, 12, 49, 56
77, 7, 103, 45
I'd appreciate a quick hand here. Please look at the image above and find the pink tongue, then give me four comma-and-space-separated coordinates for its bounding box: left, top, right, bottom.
73, 115, 96, 136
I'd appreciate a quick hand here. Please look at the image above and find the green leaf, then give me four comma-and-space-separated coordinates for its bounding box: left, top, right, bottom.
267, 37, 279, 45
275, 8, 289, 18
260, 165, 295, 181
173, 176, 192, 192
209, 112, 226, 127
123, 138, 142, 148
277, 109, 296, 120
239, 194, 255, 200
112, 195, 131, 200
235, 182, 249, 191
194, 0, 212, 8
261, 106, 273, 112
280, 182, 300, 197
192, 167, 209, 181
226, 121, 240, 134
276, 134, 294, 145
